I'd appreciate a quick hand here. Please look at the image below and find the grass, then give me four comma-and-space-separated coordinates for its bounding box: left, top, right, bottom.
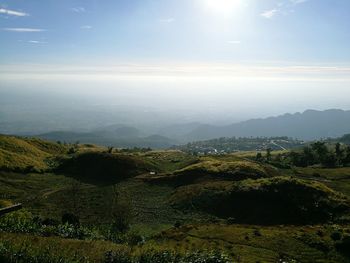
56, 152, 157, 184
0, 232, 124, 262
141, 157, 279, 186
150, 224, 350, 263
171, 176, 350, 224
141, 150, 199, 172
0, 135, 67, 172
2, 135, 350, 262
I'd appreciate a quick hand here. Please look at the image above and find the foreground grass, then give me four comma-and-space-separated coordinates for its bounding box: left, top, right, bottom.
2, 223, 350, 263
0, 232, 125, 262
150, 224, 350, 263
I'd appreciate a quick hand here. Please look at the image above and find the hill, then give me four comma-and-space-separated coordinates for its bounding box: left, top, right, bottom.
0, 134, 67, 172
171, 177, 350, 224
183, 109, 350, 141
143, 159, 277, 186
56, 152, 156, 184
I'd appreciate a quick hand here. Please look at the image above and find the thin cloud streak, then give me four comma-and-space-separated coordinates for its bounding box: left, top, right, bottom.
0, 8, 29, 17
28, 40, 47, 44
71, 7, 86, 13
3, 28, 45, 32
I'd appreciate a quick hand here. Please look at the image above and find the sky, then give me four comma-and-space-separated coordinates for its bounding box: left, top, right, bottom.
1, 0, 350, 122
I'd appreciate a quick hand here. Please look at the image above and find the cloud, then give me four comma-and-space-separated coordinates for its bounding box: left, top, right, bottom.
0, 8, 29, 17
28, 40, 47, 44
71, 7, 86, 13
159, 18, 175, 23
290, 0, 308, 4
3, 28, 45, 32
2, 63, 349, 82
261, 9, 278, 19
227, 40, 241, 44
81, 25, 92, 30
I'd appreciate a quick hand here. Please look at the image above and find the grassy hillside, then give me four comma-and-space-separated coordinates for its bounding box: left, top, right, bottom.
0, 134, 67, 172
171, 177, 350, 224
2, 134, 350, 262
141, 157, 278, 186
56, 152, 157, 184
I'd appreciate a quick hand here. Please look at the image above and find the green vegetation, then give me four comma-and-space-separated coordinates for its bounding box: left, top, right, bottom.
56, 152, 156, 184
142, 158, 278, 185
1, 134, 350, 262
171, 177, 349, 224
0, 134, 67, 173
267, 141, 350, 168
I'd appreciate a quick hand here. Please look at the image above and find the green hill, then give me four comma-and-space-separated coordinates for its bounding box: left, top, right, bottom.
0, 134, 67, 172
56, 152, 156, 184
171, 177, 350, 224
145, 159, 277, 185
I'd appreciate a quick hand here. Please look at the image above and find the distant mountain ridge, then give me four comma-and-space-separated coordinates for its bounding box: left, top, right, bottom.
35, 109, 350, 148
38, 129, 177, 149
182, 109, 350, 141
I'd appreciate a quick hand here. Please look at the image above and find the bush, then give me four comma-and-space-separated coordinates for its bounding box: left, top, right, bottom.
105, 250, 231, 263
0, 210, 39, 233
62, 213, 80, 226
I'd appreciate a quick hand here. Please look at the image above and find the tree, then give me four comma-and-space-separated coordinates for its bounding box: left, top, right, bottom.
289, 151, 307, 167
302, 146, 315, 166
266, 148, 272, 162
256, 152, 263, 162
321, 152, 337, 168
343, 146, 350, 166
311, 142, 329, 164
335, 143, 344, 166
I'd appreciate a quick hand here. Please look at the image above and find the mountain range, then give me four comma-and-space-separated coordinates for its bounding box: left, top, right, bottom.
28, 109, 350, 148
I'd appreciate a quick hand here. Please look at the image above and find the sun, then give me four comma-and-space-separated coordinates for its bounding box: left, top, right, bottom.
203, 0, 242, 17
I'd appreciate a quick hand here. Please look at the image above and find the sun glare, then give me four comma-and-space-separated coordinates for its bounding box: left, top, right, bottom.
203, 0, 242, 17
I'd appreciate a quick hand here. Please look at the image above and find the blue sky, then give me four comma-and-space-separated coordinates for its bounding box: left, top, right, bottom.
1, 0, 350, 120
1, 0, 350, 65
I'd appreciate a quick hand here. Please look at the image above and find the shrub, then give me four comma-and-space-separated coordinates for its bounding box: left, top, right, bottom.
0, 210, 39, 233
104, 250, 231, 263
62, 213, 80, 226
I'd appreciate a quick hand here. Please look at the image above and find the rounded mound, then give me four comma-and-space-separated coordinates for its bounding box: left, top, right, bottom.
171, 177, 350, 224
56, 152, 155, 184
162, 160, 276, 185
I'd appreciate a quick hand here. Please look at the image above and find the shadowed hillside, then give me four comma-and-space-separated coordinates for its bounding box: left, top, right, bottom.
56, 152, 156, 184
171, 177, 350, 224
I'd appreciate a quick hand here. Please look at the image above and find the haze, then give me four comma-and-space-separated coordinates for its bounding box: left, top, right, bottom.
1, 0, 350, 135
